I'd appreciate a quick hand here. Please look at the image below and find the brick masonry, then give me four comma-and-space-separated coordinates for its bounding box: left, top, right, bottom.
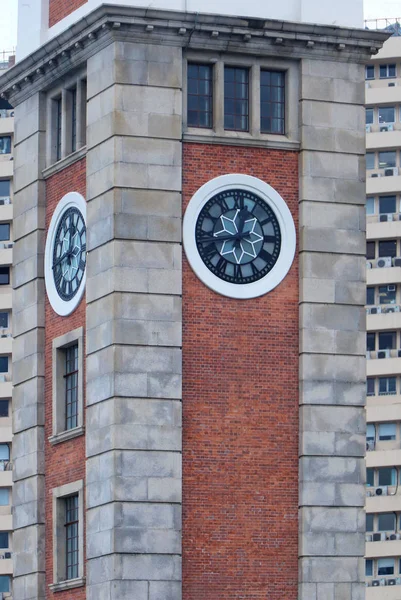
49, 0, 88, 27
44, 158, 86, 600
182, 143, 299, 600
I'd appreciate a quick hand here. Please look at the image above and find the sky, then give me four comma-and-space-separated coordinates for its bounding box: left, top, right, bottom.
0, 0, 400, 52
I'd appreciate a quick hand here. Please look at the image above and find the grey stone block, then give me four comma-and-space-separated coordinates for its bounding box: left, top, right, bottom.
300, 202, 363, 231
300, 227, 365, 255
300, 176, 365, 205
299, 556, 363, 583
14, 92, 46, 146
300, 151, 360, 180
300, 354, 365, 383
300, 253, 365, 282
300, 457, 364, 484
13, 524, 45, 576
13, 132, 46, 192
300, 304, 364, 333
300, 381, 365, 407
149, 581, 182, 600
121, 554, 181, 581
12, 572, 46, 600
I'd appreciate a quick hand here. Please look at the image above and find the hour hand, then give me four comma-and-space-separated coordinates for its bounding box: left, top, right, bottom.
198, 233, 236, 243
52, 251, 69, 269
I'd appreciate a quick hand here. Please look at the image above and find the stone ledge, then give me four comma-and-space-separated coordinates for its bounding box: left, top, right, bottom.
48, 426, 85, 446
49, 577, 85, 593
183, 131, 300, 151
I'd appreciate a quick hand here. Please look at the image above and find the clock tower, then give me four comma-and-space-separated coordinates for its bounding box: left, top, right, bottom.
1, 2, 389, 599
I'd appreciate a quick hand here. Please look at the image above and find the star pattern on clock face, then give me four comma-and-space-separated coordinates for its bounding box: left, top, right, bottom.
195, 189, 281, 284
52, 207, 86, 301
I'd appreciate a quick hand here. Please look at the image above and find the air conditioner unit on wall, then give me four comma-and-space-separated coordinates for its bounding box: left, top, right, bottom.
366, 533, 373, 541
385, 167, 398, 176
369, 306, 382, 314
388, 579, 397, 586
375, 486, 388, 496
380, 213, 394, 221
393, 257, 401, 267
380, 124, 395, 132
383, 306, 400, 313
366, 440, 375, 451
378, 349, 391, 359
388, 284, 396, 292
366, 261, 373, 269
371, 173, 381, 178
377, 256, 392, 268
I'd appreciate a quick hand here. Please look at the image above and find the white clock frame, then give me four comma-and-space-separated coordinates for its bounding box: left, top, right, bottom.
183, 174, 296, 299
44, 191, 87, 316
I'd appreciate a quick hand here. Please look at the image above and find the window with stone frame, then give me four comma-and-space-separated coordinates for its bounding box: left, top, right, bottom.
49, 327, 84, 445
50, 480, 84, 592
46, 71, 87, 167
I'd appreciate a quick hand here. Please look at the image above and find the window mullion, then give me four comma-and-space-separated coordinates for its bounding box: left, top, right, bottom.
251, 64, 260, 137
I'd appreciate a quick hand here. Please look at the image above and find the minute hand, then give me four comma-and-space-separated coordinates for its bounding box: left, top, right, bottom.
198, 233, 248, 243
52, 252, 69, 269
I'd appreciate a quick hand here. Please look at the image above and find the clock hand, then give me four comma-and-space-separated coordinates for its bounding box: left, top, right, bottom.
52, 251, 69, 269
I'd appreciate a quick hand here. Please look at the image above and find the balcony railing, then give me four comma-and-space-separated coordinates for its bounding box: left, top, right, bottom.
366, 305, 401, 315
0, 461, 12, 472
365, 18, 401, 36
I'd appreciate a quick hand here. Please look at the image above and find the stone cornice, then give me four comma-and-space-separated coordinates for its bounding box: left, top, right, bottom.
0, 4, 390, 106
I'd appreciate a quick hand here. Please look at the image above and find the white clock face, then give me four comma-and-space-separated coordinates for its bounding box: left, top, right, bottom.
183, 174, 296, 299
45, 192, 87, 316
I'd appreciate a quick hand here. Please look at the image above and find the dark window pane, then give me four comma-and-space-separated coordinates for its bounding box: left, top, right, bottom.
0, 532, 8, 549
187, 64, 213, 129
379, 151, 396, 168
367, 333, 376, 352
224, 67, 249, 132
366, 108, 374, 124
378, 559, 394, 575
379, 331, 396, 349
379, 285, 396, 304
378, 239, 397, 257
366, 514, 374, 532
0, 313, 8, 329
379, 195, 396, 214
366, 153, 375, 170
366, 287, 375, 305
260, 70, 285, 135
65, 494, 79, 580
0, 268, 9, 285
0, 224, 10, 243
0, 357, 8, 373
380, 65, 388, 78
366, 559, 373, 577
65, 344, 79, 431
0, 445, 9, 461
0, 138, 11, 155
366, 65, 375, 79
0, 401, 8, 418
389, 64, 396, 77
379, 106, 395, 124
366, 467, 374, 486
378, 466, 397, 485
0, 181, 10, 197
367, 378, 375, 396
0, 576, 10, 593
378, 422, 396, 441
379, 377, 396, 395
367, 241, 375, 259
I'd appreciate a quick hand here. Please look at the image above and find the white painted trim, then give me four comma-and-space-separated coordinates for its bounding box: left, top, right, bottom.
44, 192, 86, 316
183, 174, 296, 299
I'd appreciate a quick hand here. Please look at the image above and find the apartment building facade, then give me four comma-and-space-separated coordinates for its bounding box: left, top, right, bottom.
0, 52, 16, 600
0, 1, 387, 599
364, 26, 401, 597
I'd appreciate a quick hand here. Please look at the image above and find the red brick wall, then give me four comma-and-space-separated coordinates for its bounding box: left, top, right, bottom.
182, 143, 299, 600
44, 158, 86, 600
49, 0, 88, 27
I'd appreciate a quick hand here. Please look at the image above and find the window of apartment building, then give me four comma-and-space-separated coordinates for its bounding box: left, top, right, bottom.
367, 332, 376, 352
0, 401, 9, 418
367, 378, 375, 396
366, 107, 374, 124
366, 152, 375, 169
366, 65, 375, 79
366, 423, 375, 441
379, 331, 396, 349
0, 137, 11, 156
379, 513, 396, 531
379, 377, 397, 395
0, 181, 10, 199
0, 357, 8, 374
378, 558, 395, 575
379, 150, 396, 169
366, 197, 375, 214
366, 559, 373, 577
0, 268, 9, 286
379, 239, 397, 257
367, 241, 375, 259
187, 64, 213, 128
378, 466, 397, 486
367, 467, 374, 486
260, 70, 285, 134
366, 513, 374, 532
379, 285, 397, 304
224, 67, 249, 132
0, 489, 9, 506
0, 313, 8, 330
50, 480, 84, 591
378, 423, 397, 441
47, 73, 87, 167
380, 64, 396, 78
379, 106, 396, 124
379, 195, 396, 214
0, 224, 10, 243
0, 576, 10, 593
0, 532, 9, 549
50, 328, 84, 445
367, 287, 375, 305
